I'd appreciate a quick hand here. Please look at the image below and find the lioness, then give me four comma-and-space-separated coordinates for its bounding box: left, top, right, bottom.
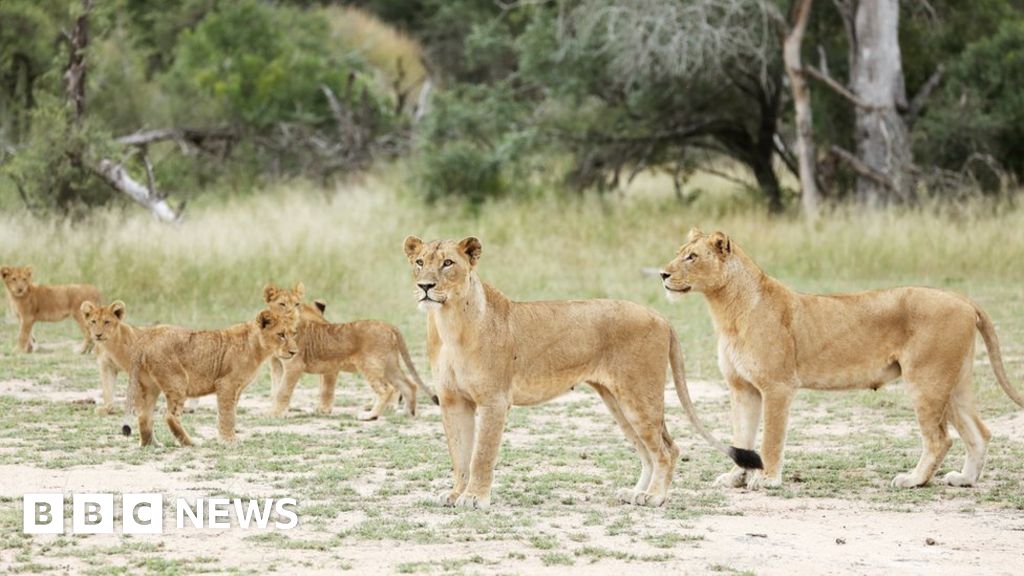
269, 317, 437, 420
403, 235, 761, 509
661, 228, 1024, 490
2, 266, 101, 354
127, 309, 299, 447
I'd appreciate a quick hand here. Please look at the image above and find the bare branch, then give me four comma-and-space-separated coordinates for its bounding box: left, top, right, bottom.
116, 127, 235, 147
829, 145, 894, 191
91, 160, 182, 223
905, 64, 944, 128
805, 65, 875, 109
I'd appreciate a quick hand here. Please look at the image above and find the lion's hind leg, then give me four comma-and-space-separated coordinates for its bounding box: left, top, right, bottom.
892, 376, 955, 488
944, 363, 991, 487
592, 384, 653, 504
164, 392, 195, 447
359, 376, 397, 421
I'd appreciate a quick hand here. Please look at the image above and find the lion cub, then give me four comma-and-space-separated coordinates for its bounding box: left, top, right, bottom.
269, 317, 437, 420
128, 309, 299, 447
2, 266, 101, 354
661, 228, 1024, 490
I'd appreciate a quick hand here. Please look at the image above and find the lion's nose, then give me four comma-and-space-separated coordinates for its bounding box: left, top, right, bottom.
660, 272, 671, 281
417, 282, 436, 292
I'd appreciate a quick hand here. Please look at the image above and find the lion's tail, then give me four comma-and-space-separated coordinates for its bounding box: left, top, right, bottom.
122, 349, 142, 437
973, 301, 1024, 409
669, 328, 763, 470
395, 327, 438, 405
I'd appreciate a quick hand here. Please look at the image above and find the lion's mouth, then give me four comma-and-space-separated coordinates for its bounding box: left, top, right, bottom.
664, 285, 691, 294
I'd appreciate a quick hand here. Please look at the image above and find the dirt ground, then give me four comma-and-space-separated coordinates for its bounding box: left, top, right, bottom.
2, 339, 1023, 575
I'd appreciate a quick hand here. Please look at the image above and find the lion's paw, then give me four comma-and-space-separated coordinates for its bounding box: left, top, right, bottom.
95, 404, 117, 416
633, 491, 667, 508
941, 471, 975, 488
437, 490, 460, 507
714, 469, 748, 488
357, 410, 379, 422
745, 471, 782, 491
454, 493, 490, 510
616, 488, 638, 504
314, 406, 333, 416
890, 473, 926, 488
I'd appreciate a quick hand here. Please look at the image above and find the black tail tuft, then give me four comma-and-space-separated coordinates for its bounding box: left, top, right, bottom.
432, 395, 440, 406
729, 446, 763, 470
121, 424, 132, 437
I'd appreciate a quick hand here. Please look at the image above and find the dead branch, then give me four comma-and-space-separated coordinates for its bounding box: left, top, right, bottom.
829, 145, 894, 191
805, 65, 874, 109
92, 159, 182, 223
906, 64, 944, 128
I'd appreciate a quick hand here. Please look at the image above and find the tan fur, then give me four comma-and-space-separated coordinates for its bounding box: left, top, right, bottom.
128, 309, 299, 447
2, 266, 101, 354
263, 282, 329, 403
270, 318, 436, 420
403, 236, 754, 509
661, 228, 1024, 490
81, 300, 150, 415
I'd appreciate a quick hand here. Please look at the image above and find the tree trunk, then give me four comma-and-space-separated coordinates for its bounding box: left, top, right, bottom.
851, 0, 910, 205
751, 153, 783, 214
64, 0, 91, 124
782, 0, 819, 217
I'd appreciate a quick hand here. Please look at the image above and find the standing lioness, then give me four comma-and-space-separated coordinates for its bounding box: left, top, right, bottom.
404, 235, 760, 509
661, 228, 1024, 490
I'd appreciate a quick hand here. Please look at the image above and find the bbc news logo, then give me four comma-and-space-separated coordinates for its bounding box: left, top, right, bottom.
23, 494, 298, 534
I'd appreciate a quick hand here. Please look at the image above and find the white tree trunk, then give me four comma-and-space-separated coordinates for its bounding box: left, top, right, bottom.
851, 0, 910, 205
783, 0, 819, 218
94, 160, 181, 223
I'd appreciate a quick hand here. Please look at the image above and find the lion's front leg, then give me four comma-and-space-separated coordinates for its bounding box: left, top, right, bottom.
746, 388, 794, 490
437, 391, 476, 506
716, 374, 762, 488
16, 318, 33, 353
456, 399, 509, 509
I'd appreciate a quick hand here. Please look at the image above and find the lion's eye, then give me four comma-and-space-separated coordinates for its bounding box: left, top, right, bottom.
104, 320, 110, 326
686, 253, 698, 262
415, 259, 424, 267
278, 333, 285, 340
443, 259, 454, 268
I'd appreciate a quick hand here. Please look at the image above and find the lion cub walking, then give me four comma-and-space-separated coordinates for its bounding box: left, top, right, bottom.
2, 266, 101, 354
403, 235, 760, 509
661, 228, 1024, 490
128, 309, 299, 446
268, 318, 437, 421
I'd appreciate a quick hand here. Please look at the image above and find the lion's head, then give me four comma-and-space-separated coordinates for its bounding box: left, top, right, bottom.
263, 282, 307, 316
403, 236, 482, 311
660, 228, 733, 299
81, 300, 126, 343
1, 266, 32, 298
257, 308, 300, 360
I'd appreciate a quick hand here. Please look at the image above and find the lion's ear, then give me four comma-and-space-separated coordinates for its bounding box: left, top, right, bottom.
709, 231, 731, 256
314, 299, 327, 314
458, 236, 482, 266
263, 283, 277, 303
0, 267, 9, 280
294, 282, 305, 299
404, 236, 424, 260
24, 266, 32, 279
687, 227, 703, 243
110, 300, 127, 320
80, 301, 97, 318
258, 309, 275, 329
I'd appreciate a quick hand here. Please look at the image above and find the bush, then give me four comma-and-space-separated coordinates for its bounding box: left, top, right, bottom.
915, 19, 1024, 185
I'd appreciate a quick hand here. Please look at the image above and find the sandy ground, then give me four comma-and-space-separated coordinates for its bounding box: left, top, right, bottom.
2, 373, 1023, 575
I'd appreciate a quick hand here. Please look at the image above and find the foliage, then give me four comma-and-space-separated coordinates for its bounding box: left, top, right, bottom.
914, 20, 1024, 186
